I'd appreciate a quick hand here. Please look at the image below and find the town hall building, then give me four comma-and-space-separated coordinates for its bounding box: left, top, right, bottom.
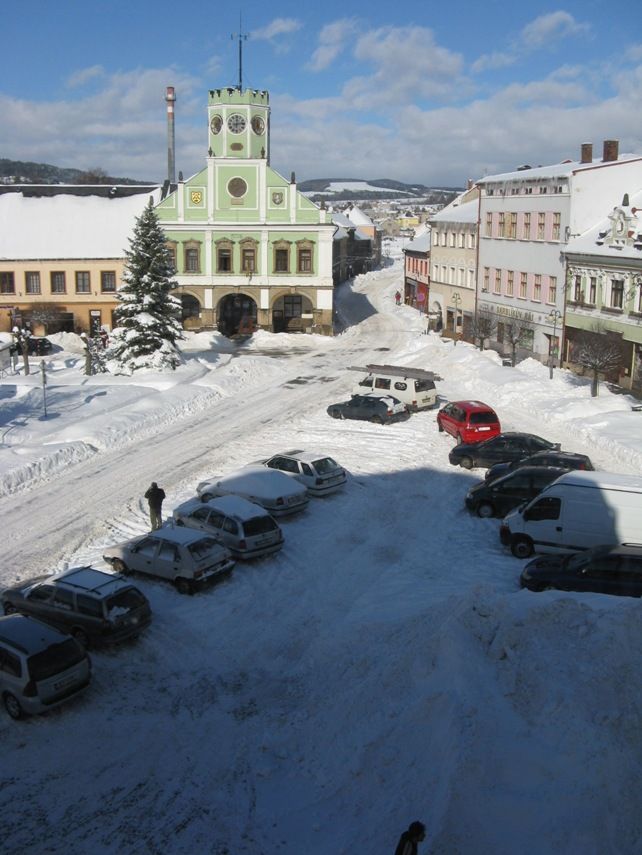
155, 87, 335, 335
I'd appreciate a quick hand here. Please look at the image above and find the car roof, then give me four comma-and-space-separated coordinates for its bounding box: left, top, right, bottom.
275, 450, 333, 463
449, 400, 496, 412
149, 526, 217, 545
528, 450, 588, 459
180, 494, 271, 521
500, 465, 567, 478
53, 566, 131, 596
211, 467, 306, 497
585, 544, 642, 558
0, 614, 71, 654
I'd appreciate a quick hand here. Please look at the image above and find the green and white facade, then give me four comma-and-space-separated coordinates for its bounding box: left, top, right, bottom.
156, 87, 335, 335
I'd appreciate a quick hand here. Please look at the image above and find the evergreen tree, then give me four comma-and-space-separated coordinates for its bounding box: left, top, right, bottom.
106, 201, 183, 374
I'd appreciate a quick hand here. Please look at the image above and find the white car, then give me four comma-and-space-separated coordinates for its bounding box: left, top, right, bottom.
103, 527, 235, 594
258, 450, 347, 497
197, 466, 309, 517
173, 495, 284, 559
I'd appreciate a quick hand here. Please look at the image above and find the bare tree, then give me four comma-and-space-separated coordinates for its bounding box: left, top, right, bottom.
504, 319, 533, 367
28, 303, 66, 334
574, 325, 623, 397
471, 310, 497, 352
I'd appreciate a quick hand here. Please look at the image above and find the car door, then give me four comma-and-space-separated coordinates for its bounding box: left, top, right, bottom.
23, 584, 57, 623
153, 539, 183, 582
579, 554, 621, 594
494, 472, 532, 515
128, 536, 162, 578
521, 495, 564, 551
618, 556, 642, 596
476, 437, 511, 467
48, 587, 77, 634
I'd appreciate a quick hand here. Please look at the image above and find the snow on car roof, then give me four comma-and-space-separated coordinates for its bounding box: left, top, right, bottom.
280, 450, 333, 464
56, 566, 130, 594
201, 494, 271, 520
214, 466, 306, 498
151, 526, 216, 545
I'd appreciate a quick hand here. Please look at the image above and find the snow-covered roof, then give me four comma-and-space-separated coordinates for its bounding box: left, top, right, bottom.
0, 187, 162, 259
430, 198, 478, 225
345, 205, 374, 227
565, 190, 642, 261
404, 231, 431, 253
477, 153, 642, 185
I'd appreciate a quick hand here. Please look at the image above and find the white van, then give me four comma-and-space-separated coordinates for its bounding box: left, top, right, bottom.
351, 364, 439, 411
500, 471, 642, 559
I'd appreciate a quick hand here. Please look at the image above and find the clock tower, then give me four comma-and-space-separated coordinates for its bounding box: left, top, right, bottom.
208, 88, 270, 162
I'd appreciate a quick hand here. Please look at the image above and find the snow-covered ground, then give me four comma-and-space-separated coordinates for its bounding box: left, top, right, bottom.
1, 255, 642, 855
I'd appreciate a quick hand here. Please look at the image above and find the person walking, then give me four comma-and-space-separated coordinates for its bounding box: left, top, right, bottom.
394, 821, 426, 855
144, 482, 166, 530
395, 290, 402, 306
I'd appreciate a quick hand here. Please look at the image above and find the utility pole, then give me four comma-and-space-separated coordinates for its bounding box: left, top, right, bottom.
40, 359, 48, 418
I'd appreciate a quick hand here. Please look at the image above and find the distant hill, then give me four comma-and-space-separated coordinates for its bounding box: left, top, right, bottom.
0, 158, 151, 186
298, 177, 462, 204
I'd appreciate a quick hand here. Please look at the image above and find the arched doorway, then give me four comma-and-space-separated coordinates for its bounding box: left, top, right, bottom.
218, 293, 258, 337
272, 293, 314, 333
180, 294, 201, 329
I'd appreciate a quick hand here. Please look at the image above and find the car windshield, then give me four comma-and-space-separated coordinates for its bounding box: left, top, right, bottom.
470, 412, 498, 424
243, 516, 278, 536
188, 537, 220, 560
312, 457, 338, 474
28, 639, 85, 681
106, 589, 146, 615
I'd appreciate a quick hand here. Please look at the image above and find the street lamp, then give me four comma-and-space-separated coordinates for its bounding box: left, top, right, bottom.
548, 309, 563, 379
452, 292, 462, 346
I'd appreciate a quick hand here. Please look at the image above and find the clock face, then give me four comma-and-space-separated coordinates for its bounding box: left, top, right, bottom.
227, 113, 247, 134
210, 115, 222, 135
251, 115, 265, 135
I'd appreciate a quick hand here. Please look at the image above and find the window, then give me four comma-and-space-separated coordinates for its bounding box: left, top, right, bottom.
0, 648, 21, 678
523, 213, 531, 239
537, 213, 546, 240
483, 268, 490, 292
540, 186, 548, 194
0, 272, 15, 294
469, 232, 476, 249
449, 232, 455, 247
485, 213, 492, 237
77, 595, 104, 618
375, 378, 391, 390
494, 270, 502, 294
185, 246, 200, 273
458, 233, 465, 248
588, 277, 597, 305
611, 279, 624, 309
25, 272, 41, 294
101, 271, 116, 293
449, 267, 456, 284
552, 213, 561, 241
548, 277, 557, 304
638, 286, 642, 314
498, 213, 505, 237
525, 496, 561, 521
51, 272, 66, 293
75, 271, 91, 294
273, 243, 290, 273
506, 270, 514, 296
158, 542, 180, 562
217, 244, 232, 273
440, 231, 446, 247
508, 213, 517, 239
242, 248, 256, 273
519, 272, 527, 298
573, 275, 583, 302
458, 268, 465, 286
533, 275, 542, 301
52, 589, 74, 610
525, 187, 533, 194
166, 243, 177, 271
297, 247, 313, 274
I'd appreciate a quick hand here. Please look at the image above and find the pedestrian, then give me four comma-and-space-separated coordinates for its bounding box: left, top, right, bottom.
395, 290, 402, 306
394, 821, 426, 855
144, 481, 166, 530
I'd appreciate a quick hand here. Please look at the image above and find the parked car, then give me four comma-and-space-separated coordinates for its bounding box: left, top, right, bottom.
0, 614, 91, 720
485, 450, 594, 483
437, 401, 500, 444
257, 450, 347, 496
327, 394, 410, 424
173, 495, 284, 559
520, 544, 642, 597
103, 527, 235, 594
448, 432, 560, 470
465, 466, 566, 518
27, 336, 53, 356
353, 366, 439, 411
197, 466, 309, 517
1, 566, 151, 648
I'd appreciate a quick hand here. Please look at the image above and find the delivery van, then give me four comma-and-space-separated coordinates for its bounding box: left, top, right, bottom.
499, 470, 642, 559
351, 364, 440, 411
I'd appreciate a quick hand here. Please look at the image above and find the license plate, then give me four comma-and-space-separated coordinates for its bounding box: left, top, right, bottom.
54, 676, 74, 692
287, 496, 301, 505
478, 427, 491, 431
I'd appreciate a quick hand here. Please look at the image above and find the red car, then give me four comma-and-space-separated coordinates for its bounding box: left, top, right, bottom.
437, 400, 500, 444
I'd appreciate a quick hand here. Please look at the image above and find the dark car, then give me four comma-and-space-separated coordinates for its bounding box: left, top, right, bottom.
327, 394, 410, 424
27, 337, 53, 356
465, 466, 566, 518
485, 450, 594, 483
520, 544, 642, 597
448, 432, 560, 470
2, 566, 151, 648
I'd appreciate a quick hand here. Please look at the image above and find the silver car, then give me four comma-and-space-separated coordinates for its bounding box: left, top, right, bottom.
259, 450, 347, 497
197, 466, 309, 517
173, 495, 284, 559
103, 527, 235, 594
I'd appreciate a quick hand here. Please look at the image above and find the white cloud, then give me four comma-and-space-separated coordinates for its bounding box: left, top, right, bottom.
250, 17, 302, 52
520, 11, 590, 49
471, 51, 516, 73
306, 18, 358, 72
66, 65, 105, 89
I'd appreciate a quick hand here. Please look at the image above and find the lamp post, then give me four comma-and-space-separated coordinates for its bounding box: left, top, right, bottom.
452, 292, 462, 346
548, 309, 563, 379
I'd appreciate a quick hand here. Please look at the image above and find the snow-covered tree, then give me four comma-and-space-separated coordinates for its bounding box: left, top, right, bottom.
106, 201, 183, 374
12, 326, 31, 375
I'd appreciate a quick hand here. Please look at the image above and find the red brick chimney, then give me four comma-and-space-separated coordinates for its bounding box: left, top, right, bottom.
602, 140, 619, 162
580, 143, 592, 164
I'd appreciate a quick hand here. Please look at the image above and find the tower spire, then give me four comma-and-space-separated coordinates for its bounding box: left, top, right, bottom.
231, 13, 248, 91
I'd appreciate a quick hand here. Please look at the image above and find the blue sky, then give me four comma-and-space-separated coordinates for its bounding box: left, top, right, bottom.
2, 0, 641, 185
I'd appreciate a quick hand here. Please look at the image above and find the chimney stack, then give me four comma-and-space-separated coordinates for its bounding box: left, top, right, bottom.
603, 139, 619, 163
580, 143, 592, 164
165, 86, 176, 184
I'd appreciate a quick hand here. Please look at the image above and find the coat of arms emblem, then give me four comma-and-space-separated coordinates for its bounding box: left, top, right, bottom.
190, 190, 203, 205
272, 191, 284, 205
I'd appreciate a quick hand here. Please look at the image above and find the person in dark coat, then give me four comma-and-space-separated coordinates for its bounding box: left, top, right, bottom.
394, 821, 426, 855
144, 482, 166, 530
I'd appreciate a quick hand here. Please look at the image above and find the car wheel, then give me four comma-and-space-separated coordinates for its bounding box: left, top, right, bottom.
456, 433, 463, 445
112, 559, 129, 575
175, 578, 193, 595
371, 416, 384, 424
459, 456, 474, 470
511, 536, 534, 559
437, 420, 444, 432
476, 501, 495, 518
3, 603, 17, 615
71, 628, 90, 649
3, 692, 24, 720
